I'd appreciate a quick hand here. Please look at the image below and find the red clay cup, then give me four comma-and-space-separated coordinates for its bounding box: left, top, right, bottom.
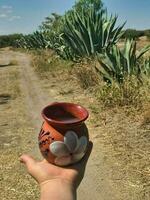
38, 102, 89, 166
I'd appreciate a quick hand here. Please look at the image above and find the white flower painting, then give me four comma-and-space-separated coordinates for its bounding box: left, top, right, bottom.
50, 130, 88, 166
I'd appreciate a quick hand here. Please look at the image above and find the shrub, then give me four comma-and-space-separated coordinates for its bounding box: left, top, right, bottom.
0, 34, 23, 48
122, 29, 144, 39
73, 59, 100, 89
17, 31, 48, 49
96, 39, 150, 83
31, 50, 73, 76
95, 76, 150, 107
144, 29, 150, 39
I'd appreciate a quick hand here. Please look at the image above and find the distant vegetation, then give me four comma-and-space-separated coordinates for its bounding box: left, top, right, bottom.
122, 29, 150, 39
1, 29, 150, 49
0, 34, 23, 48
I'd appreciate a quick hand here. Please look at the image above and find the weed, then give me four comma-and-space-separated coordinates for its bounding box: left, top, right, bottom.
31, 50, 73, 76
95, 76, 150, 108
73, 59, 100, 89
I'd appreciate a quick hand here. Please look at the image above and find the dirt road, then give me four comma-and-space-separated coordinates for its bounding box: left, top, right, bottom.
0, 49, 149, 200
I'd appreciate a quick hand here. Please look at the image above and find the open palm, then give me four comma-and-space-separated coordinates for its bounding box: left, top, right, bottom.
20, 141, 93, 189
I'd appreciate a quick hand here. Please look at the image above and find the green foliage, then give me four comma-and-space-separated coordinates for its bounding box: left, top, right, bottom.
56, 7, 125, 60
142, 58, 150, 77
73, 0, 103, 12
122, 29, 144, 39
38, 13, 64, 52
17, 31, 48, 49
96, 39, 150, 83
39, 13, 62, 33
144, 29, 150, 38
18, 0, 125, 60
121, 29, 150, 39
0, 34, 23, 48
31, 50, 73, 76
95, 76, 149, 107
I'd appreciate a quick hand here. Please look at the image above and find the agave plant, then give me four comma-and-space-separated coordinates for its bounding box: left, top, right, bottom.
55, 6, 125, 60
17, 31, 48, 49
141, 58, 150, 77
96, 39, 150, 83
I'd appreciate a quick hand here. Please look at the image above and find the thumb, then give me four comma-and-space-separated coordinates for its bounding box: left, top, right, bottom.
20, 154, 36, 172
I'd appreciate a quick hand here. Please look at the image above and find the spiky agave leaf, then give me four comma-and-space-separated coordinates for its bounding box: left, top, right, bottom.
18, 31, 48, 49
136, 45, 150, 59
96, 39, 150, 84
59, 7, 125, 60
141, 58, 150, 76
96, 45, 124, 83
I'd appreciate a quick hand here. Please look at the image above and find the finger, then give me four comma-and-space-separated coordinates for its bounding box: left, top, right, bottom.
20, 154, 36, 171
41, 159, 50, 164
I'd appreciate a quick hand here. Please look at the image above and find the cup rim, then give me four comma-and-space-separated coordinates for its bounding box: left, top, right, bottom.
41, 102, 89, 126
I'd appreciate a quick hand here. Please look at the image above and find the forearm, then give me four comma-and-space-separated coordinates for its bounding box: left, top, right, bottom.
40, 179, 77, 200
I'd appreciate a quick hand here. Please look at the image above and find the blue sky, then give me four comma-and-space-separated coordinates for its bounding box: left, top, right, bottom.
0, 0, 150, 35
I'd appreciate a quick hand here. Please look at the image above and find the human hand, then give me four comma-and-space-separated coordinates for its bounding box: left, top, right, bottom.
20, 141, 93, 200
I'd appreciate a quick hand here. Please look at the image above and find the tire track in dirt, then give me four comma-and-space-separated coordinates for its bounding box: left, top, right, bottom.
4, 50, 121, 200
17, 53, 54, 130
17, 52, 56, 158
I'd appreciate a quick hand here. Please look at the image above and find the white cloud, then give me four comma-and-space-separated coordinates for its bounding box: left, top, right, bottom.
0, 5, 21, 21
1, 5, 12, 9
1, 5, 13, 14
8, 15, 21, 21
6, 9, 12, 14
0, 14, 7, 18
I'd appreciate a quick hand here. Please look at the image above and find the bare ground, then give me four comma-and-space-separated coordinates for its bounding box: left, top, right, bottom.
0, 49, 150, 200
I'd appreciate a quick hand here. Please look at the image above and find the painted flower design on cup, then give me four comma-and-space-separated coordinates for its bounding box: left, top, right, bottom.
50, 131, 88, 166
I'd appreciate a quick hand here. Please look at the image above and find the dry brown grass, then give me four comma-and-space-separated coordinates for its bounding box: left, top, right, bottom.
94, 77, 150, 108
72, 59, 101, 89
9, 59, 18, 66
31, 49, 73, 78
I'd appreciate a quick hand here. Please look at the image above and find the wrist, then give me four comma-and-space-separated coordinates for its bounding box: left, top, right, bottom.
40, 179, 76, 200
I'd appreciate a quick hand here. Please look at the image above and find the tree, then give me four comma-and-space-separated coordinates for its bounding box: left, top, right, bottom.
39, 13, 62, 33
122, 29, 144, 39
0, 34, 23, 48
73, 0, 103, 12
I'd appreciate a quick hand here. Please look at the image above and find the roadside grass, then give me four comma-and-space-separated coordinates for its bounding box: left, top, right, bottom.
95, 77, 150, 108
31, 50, 73, 77
72, 59, 101, 89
